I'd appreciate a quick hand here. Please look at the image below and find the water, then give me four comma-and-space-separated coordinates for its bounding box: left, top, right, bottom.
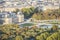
19, 22, 60, 28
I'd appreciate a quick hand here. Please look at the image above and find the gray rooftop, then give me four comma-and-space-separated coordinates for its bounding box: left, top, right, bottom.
0, 12, 20, 18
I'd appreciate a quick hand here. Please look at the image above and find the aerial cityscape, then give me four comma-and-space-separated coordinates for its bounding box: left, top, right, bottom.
0, 0, 60, 11
0, 0, 60, 40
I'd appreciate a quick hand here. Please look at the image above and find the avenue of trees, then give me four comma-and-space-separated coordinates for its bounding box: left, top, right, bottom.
0, 24, 60, 40
32, 9, 60, 20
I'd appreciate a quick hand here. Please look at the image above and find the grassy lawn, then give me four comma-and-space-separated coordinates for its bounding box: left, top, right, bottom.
20, 23, 34, 27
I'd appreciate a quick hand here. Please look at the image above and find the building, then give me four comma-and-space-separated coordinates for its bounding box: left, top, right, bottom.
36, 0, 60, 10
17, 12, 24, 22
0, 0, 60, 12
0, 11, 24, 24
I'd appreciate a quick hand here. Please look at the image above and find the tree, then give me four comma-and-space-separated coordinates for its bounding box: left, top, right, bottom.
51, 25, 58, 31
36, 32, 50, 40
15, 35, 23, 40
30, 6, 35, 13
1, 34, 8, 40
13, 9, 20, 14
46, 32, 60, 40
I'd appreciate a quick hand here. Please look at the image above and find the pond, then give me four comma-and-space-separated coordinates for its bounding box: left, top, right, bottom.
20, 23, 34, 27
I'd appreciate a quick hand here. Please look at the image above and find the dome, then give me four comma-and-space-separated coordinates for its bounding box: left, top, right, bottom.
17, 11, 23, 15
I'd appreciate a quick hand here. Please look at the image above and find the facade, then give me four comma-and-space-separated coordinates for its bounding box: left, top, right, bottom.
0, 12, 24, 24
17, 12, 24, 22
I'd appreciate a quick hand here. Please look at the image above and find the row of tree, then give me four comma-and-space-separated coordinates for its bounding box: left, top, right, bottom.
0, 24, 60, 40
32, 9, 60, 20
13, 7, 60, 20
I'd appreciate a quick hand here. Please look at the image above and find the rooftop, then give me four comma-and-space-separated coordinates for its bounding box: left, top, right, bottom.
0, 11, 23, 18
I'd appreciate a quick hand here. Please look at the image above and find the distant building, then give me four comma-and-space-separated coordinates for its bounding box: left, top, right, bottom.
17, 12, 24, 22
0, 11, 24, 24
0, 0, 60, 11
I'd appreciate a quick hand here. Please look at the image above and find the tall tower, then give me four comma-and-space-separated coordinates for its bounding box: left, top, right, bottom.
17, 12, 24, 23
